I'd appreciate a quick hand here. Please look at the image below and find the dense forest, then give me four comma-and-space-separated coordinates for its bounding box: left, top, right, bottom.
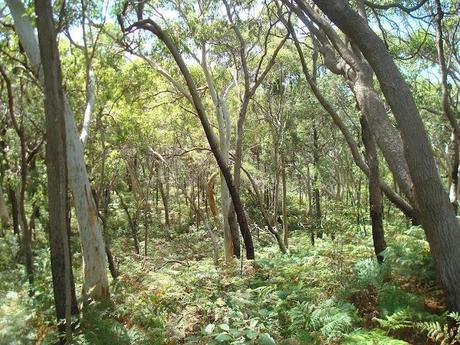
0, 0, 460, 344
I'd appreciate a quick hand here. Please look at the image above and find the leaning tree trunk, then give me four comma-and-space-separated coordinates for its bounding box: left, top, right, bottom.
283, 16, 417, 223
434, 0, 460, 213
288, 0, 417, 211
311, 0, 460, 311
201, 51, 240, 262
126, 19, 255, 259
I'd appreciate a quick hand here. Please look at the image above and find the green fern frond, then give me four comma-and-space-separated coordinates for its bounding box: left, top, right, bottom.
375, 309, 415, 331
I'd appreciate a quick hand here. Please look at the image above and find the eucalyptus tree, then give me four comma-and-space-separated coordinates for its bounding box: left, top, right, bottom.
35, 0, 79, 335
277, 10, 416, 224
0, 63, 42, 285
117, 0, 292, 260
6, 0, 109, 300
309, 0, 460, 311
362, 0, 460, 211
283, 1, 418, 221
279, 0, 392, 254
0, 20, 46, 284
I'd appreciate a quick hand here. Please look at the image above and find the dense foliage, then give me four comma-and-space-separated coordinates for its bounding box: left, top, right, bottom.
0, 0, 459, 343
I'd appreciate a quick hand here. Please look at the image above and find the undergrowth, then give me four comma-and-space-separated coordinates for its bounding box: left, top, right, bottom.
0, 223, 453, 344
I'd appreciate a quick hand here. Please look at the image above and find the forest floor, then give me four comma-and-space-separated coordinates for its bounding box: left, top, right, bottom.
0, 222, 453, 344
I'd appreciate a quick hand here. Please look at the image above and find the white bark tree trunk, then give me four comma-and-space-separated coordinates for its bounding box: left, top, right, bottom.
201, 47, 236, 263
7, 0, 109, 300
64, 97, 109, 299
80, 70, 96, 145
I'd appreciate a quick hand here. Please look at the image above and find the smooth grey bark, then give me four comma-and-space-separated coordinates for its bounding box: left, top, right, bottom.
5, 0, 41, 74
80, 70, 95, 145
434, 0, 459, 212
312, 0, 460, 311
124, 18, 255, 260
201, 48, 240, 261
221, 0, 287, 258
282, 17, 417, 221
286, 0, 416, 213
7, 0, 109, 300
64, 86, 109, 300
35, 0, 78, 337
78, 0, 97, 146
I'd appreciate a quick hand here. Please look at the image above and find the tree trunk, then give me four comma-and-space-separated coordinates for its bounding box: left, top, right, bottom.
35, 0, 79, 337
133, 20, 255, 259
313, 123, 322, 238
118, 191, 140, 254
220, 175, 234, 262
361, 116, 386, 263
311, 0, 460, 311
159, 171, 170, 227
288, 0, 416, 209
64, 99, 109, 300
201, 51, 240, 262
8, 0, 109, 301
98, 188, 118, 279
281, 156, 288, 247
242, 166, 287, 254
283, 18, 418, 223
8, 188, 20, 235
0, 186, 9, 234
19, 193, 33, 286
434, 0, 460, 213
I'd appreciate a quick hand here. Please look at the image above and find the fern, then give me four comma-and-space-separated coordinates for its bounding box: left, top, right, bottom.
418, 312, 460, 345
375, 309, 415, 331
343, 329, 409, 344
288, 298, 359, 341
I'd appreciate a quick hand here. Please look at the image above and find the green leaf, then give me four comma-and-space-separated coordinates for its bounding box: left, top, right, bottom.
215, 332, 233, 343
218, 323, 230, 331
259, 333, 276, 345
244, 328, 258, 340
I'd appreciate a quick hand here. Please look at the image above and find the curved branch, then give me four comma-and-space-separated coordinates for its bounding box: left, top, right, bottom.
363, 0, 428, 14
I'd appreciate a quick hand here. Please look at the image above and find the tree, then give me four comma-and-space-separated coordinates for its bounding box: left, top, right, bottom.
118, 4, 256, 260
7, 0, 109, 300
34, 0, 79, 337
310, 0, 460, 311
